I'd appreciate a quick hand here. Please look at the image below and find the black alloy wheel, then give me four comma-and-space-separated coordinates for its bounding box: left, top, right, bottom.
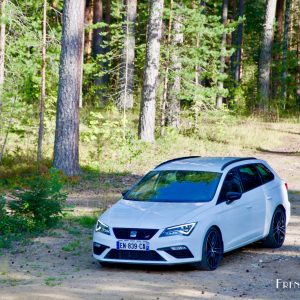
262, 207, 286, 248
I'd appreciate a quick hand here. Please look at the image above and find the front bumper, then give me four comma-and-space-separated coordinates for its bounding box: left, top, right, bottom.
93, 230, 202, 265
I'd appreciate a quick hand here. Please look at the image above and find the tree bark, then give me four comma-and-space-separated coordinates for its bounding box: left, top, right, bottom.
53, 0, 85, 176
295, 0, 300, 107
282, 0, 290, 103
92, 0, 104, 58
138, 0, 164, 142
233, 0, 244, 83
216, 0, 228, 108
118, 0, 137, 110
258, 0, 278, 112
166, 3, 183, 128
271, 0, 284, 99
37, 0, 47, 164
84, 0, 93, 58
160, 0, 173, 136
276, 0, 284, 38
0, 0, 6, 108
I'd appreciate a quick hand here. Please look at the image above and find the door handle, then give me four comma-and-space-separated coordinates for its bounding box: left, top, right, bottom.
245, 205, 252, 209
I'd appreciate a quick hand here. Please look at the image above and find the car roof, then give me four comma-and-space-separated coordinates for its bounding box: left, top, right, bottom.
154, 157, 258, 172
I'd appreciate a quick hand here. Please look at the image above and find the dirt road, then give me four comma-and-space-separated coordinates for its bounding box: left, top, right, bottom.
0, 149, 300, 300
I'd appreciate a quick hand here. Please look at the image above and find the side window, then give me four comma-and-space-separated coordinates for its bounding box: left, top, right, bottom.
256, 163, 275, 184
217, 169, 243, 204
238, 165, 262, 192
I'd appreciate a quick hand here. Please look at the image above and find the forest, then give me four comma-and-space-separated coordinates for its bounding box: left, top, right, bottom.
0, 0, 298, 178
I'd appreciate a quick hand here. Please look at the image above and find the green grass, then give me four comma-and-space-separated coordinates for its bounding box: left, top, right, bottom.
44, 277, 62, 286
62, 240, 80, 252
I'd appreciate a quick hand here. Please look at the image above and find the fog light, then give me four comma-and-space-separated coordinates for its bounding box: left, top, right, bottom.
170, 246, 187, 251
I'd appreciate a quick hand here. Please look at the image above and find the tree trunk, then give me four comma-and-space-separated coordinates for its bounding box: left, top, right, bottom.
166, 3, 183, 128
216, 0, 228, 108
258, 0, 278, 112
92, 0, 103, 58
271, 0, 284, 99
84, 0, 93, 58
138, 0, 164, 142
53, 0, 85, 176
118, 0, 137, 110
0, 0, 6, 107
282, 0, 291, 103
37, 0, 47, 164
233, 0, 244, 83
276, 0, 284, 38
230, 0, 237, 80
160, 0, 173, 136
295, 0, 300, 108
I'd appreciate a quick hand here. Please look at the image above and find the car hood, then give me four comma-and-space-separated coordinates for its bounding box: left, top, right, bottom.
100, 199, 210, 229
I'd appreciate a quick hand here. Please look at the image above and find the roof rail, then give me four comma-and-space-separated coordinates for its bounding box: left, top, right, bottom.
155, 156, 201, 169
221, 157, 257, 171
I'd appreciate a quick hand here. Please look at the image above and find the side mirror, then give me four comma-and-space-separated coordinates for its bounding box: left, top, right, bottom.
121, 190, 129, 197
226, 192, 242, 205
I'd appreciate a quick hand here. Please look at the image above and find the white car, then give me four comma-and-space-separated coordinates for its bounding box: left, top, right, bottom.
93, 157, 290, 270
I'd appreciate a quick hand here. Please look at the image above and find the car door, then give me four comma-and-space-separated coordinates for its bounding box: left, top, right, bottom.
215, 168, 254, 251
237, 164, 265, 239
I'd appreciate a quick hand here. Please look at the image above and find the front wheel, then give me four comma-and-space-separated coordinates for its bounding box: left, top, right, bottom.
194, 227, 223, 271
262, 207, 286, 248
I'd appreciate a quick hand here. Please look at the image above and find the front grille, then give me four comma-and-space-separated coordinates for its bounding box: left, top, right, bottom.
164, 248, 194, 259
113, 228, 159, 240
93, 243, 109, 256
105, 249, 166, 261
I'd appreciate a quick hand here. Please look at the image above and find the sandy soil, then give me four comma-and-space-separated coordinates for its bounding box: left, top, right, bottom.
0, 136, 300, 300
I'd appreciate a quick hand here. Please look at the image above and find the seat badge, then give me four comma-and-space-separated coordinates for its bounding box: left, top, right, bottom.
130, 231, 137, 238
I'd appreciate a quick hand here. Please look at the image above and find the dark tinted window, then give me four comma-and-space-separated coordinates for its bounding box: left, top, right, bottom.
124, 170, 222, 203
238, 165, 262, 192
218, 169, 243, 204
256, 163, 274, 184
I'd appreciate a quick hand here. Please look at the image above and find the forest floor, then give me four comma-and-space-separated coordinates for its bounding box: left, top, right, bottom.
0, 124, 300, 300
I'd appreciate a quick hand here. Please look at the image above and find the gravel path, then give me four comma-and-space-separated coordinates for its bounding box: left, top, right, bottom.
0, 150, 300, 300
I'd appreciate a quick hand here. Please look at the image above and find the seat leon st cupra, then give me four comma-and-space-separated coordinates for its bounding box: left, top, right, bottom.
93, 157, 290, 270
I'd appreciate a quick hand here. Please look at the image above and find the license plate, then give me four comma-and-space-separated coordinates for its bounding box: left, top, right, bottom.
116, 240, 150, 251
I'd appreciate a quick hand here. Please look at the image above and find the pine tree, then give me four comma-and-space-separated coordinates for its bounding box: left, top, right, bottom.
118, 0, 137, 110
258, 0, 278, 111
53, 0, 85, 176
138, 0, 164, 142
216, 0, 229, 108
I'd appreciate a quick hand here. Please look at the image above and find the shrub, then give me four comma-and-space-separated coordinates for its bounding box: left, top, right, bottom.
8, 169, 67, 227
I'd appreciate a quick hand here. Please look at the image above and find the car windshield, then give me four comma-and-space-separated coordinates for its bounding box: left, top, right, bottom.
124, 170, 222, 203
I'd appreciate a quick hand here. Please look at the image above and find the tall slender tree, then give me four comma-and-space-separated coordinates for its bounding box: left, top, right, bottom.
166, 2, 183, 128
282, 0, 291, 102
233, 0, 244, 83
258, 0, 278, 111
84, 0, 93, 58
118, 0, 137, 110
216, 0, 228, 108
37, 0, 47, 163
53, 0, 85, 176
271, 0, 284, 99
0, 0, 6, 105
138, 0, 164, 142
160, 0, 173, 135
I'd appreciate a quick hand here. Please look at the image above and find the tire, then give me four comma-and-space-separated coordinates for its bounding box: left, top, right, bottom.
194, 227, 223, 271
262, 207, 286, 248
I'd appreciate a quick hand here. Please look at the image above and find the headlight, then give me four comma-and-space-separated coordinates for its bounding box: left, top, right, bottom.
95, 220, 110, 235
159, 222, 197, 237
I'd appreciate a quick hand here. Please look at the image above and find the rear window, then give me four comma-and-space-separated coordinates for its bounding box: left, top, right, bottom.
238, 165, 262, 192
124, 170, 222, 203
256, 163, 274, 184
